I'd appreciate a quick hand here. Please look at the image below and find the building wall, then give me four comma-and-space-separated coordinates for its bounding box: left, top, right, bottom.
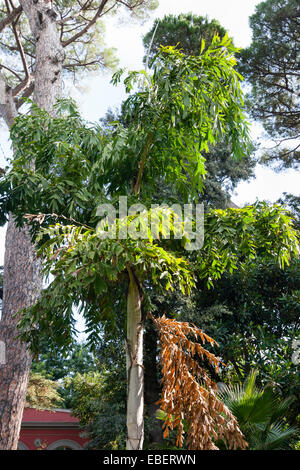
19, 408, 89, 450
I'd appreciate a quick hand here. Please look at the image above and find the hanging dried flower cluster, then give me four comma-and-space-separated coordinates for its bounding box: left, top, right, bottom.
151, 314, 248, 450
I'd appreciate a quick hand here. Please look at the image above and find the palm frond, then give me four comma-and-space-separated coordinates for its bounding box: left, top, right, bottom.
219, 370, 299, 449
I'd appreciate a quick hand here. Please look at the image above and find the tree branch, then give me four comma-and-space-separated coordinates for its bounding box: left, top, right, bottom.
56, 0, 94, 25
63, 59, 104, 69
11, 15, 30, 80
61, 0, 112, 47
12, 74, 33, 98
0, 4, 22, 33
0, 63, 23, 81
14, 80, 34, 109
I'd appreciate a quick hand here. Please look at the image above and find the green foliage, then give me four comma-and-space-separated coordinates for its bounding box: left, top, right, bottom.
26, 372, 63, 410
0, 41, 258, 357
197, 202, 299, 287
277, 193, 300, 231
0, 99, 104, 229
111, 38, 250, 197
182, 256, 300, 424
85, 400, 126, 450
1, 36, 298, 449
102, 106, 255, 209
64, 337, 128, 450
219, 371, 299, 450
0, 265, 3, 311
1, 39, 251, 230
31, 341, 98, 408
197, 142, 255, 208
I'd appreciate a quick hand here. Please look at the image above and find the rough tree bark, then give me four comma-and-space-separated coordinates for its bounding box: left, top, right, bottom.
126, 268, 144, 450
0, 0, 63, 449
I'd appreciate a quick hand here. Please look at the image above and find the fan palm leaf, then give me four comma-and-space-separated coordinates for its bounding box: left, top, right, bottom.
218, 370, 299, 450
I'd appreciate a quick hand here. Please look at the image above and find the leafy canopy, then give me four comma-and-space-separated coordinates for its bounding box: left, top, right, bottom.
16, 200, 299, 354
0, 39, 297, 355
142, 13, 255, 209
1, 36, 250, 226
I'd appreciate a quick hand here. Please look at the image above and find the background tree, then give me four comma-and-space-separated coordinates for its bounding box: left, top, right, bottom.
239, 0, 300, 169
64, 347, 127, 450
102, 106, 256, 209
95, 11, 299, 446
31, 341, 97, 407
190, 189, 300, 426
26, 372, 63, 410
143, 13, 227, 64
0, 0, 157, 450
142, 10, 299, 444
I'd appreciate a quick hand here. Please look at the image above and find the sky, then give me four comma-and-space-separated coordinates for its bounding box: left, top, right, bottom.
0, 0, 299, 268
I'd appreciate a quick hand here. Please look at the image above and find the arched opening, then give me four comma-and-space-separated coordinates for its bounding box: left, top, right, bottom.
47, 439, 82, 450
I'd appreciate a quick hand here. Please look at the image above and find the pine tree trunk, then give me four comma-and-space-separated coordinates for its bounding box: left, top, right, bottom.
0, 0, 64, 449
126, 268, 144, 450
0, 223, 41, 449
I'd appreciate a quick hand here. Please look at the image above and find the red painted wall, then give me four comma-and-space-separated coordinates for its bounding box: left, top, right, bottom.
19, 408, 89, 450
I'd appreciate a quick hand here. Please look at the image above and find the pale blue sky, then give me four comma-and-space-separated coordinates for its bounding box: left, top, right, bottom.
0, 0, 299, 269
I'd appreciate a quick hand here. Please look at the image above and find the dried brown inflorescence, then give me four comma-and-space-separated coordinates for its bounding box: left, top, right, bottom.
151, 314, 248, 450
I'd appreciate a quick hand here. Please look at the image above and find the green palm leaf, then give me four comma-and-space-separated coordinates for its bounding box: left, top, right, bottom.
218, 370, 299, 449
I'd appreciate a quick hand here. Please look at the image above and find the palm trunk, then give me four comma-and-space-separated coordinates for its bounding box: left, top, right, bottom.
126, 268, 144, 450
0, 0, 63, 449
